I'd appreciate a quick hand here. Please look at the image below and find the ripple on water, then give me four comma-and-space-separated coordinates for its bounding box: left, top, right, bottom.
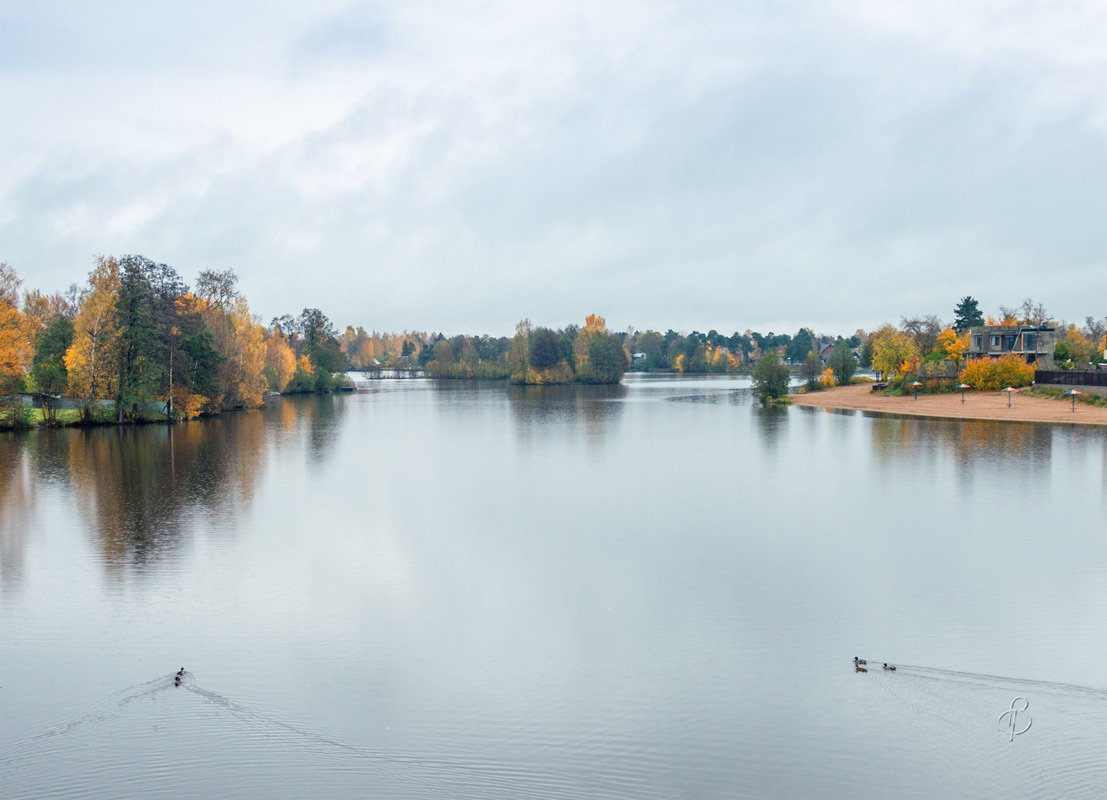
1, 675, 698, 800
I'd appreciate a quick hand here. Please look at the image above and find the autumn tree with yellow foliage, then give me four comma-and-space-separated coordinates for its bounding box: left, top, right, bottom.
870, 325, 919, 380
935, 328, 969, 366
0, 263, 30, 395
264, 328, 297, 392
65, 256, 122, 420
220, 298, 268, 407
572, 314, 629, 384
960, 354, 1035, 391
1053, 324, 1099, 368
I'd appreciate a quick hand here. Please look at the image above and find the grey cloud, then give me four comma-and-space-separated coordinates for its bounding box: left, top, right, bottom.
3, 1, 1107, 337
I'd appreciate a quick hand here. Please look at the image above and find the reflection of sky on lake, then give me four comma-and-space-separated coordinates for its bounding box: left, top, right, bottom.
3, 376, 1107, 798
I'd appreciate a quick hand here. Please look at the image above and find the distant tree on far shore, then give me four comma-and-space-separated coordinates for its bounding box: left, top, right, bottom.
827, 340, 857, 386
529, 328, 562, 369
800, 349, 822, 391
752, 350, 789, 403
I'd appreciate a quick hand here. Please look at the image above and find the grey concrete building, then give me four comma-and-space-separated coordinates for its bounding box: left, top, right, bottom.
966, 325, 1055, 369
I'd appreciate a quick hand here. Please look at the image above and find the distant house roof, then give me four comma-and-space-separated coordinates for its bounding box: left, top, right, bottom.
968, 325, 1054, 334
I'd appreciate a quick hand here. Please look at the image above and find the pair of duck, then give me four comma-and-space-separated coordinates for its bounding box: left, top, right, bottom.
174, 667, 185, 686
853, 657, 896, 673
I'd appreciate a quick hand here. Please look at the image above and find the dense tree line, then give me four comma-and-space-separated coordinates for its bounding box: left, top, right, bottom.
12, 258, 1099, 422
622, 327, 863, 374
341, 327, 512, 378
0, 257, 352, 427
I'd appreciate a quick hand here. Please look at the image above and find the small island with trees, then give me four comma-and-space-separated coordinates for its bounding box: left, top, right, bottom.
425, 315, 629, 385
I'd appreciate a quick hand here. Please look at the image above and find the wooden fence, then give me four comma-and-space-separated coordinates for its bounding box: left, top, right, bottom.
1035, 370, 1107, 387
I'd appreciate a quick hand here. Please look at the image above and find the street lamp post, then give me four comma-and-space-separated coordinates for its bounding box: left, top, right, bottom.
1004, 387, 1015, 407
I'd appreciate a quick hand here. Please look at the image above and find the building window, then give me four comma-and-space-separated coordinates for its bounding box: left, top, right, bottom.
1024, 333, 1037, 350
991, 335, 1001, 348
1003, 335, 1016, 350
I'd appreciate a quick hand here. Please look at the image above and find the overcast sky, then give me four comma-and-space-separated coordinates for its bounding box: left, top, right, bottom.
2, 1, 1106, 337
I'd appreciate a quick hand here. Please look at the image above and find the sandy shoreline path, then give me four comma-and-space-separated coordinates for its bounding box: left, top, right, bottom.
788, 383, 1107, 426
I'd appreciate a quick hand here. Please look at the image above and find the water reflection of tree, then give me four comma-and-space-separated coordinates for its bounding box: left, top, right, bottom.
269, 394, 345, 462
752, 404, 788, 448
507, 383, 625, 446
306, 394, 344, 461
0, 435, 33, 591
65, 412, 267, 575
868, 415, 1053, 485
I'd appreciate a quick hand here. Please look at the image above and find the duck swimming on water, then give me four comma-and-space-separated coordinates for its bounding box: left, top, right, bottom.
883, 663, 896, 671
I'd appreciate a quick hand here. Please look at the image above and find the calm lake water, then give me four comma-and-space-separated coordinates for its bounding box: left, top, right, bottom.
2, 374, 1106, 798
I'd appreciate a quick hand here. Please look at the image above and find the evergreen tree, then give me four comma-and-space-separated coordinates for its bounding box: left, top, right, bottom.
786, 327, 815, 363
115, 257, 163, 420
114, 256, 188, 421
31, 314, 74, 394
953, 296, 984, 333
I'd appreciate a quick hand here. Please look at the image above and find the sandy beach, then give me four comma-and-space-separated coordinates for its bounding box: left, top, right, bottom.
789, 383, 1107, 426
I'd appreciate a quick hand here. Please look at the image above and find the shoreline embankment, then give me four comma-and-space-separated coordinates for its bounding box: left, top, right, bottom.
789, 383, 1107, 426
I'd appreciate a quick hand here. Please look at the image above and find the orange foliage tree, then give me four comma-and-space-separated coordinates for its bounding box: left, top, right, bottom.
64, 256, 122, 416
264, 329, 297, 391
224, 298, 267, 407
0, 263, 30, 392
573, 314, 608, 372
935, 328, 969, 365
